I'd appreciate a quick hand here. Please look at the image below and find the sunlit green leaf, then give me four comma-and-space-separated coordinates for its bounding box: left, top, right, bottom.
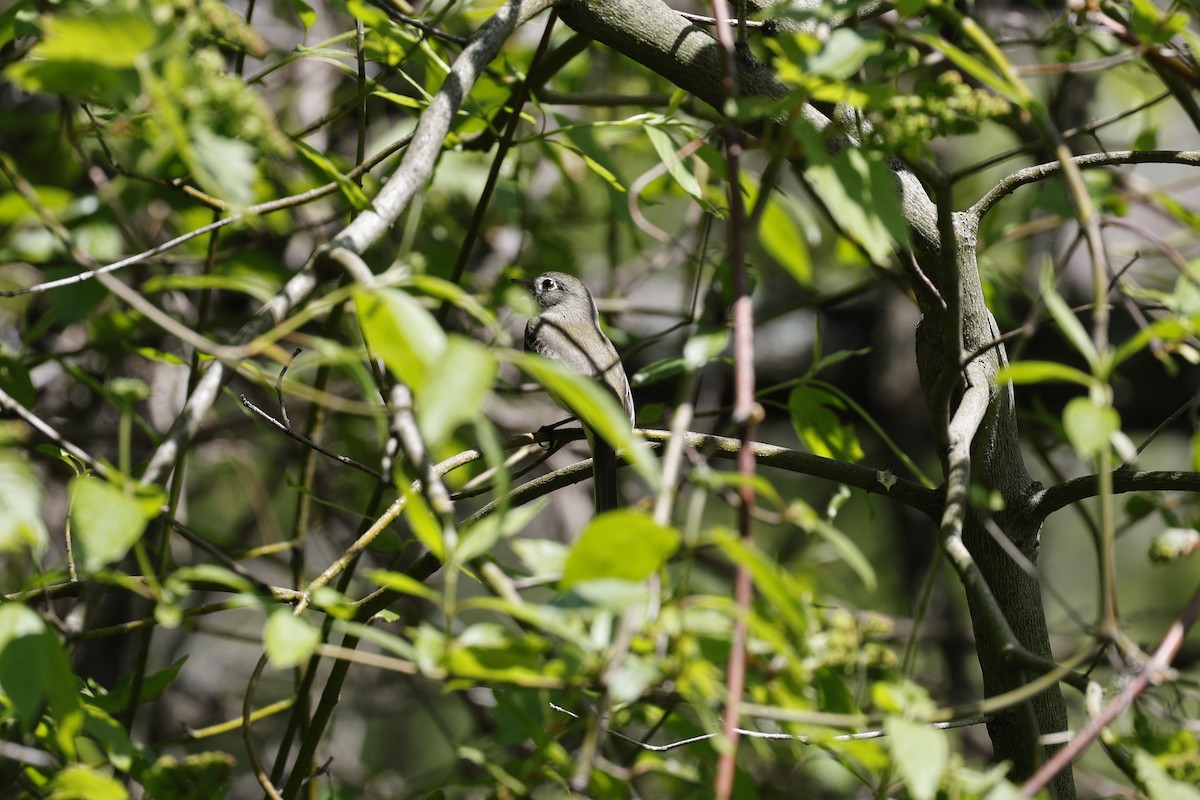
1063, 397, 1119, 458
0, 449, 48, 555
356, 286, 447, 392
445, 623, 552, 686
82, 704, 136, 771
263, 611, 320, 669
715, 532, 810, 640
644, 123, 703, 200
1113, 315, 1199, 368
289, 0, 317, 29
510, 538, 568, 578
888, 717, 948, 800
190, 124, 256, 208
417, 336, 497, 447
46, 765, 129, 800
995, 360, 1095, 387
22, 7, 158, 68
807, 29, 885, 80
295, 139, 372, 211
560, 510, 679, 590
455, 498, 548, 566
1041, 267, 1098, 369
799, 128, 908, 266
760, 192, 812, 284
401, 484, 445, 563
0, 603, 52, 727
513, 352, 659, 487
69, 477, 165, 572
1133, 750, 1200, 800
683, 329, 730, 371
788, 384, 864, 462
368, 569, 439, 601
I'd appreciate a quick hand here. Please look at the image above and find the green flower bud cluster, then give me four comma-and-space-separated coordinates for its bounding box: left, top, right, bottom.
873, 71, 1012, 152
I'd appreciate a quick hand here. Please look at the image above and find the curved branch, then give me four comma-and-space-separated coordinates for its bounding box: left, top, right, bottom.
970, 150, 1200, 219
1031, 470, 1200, 520
332, 0, 557, 255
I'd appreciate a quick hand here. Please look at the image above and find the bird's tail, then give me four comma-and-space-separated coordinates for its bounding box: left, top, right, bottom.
588, 430, 620, 512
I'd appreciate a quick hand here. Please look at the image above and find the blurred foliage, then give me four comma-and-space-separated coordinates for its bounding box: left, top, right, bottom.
0, 0, 1197, 798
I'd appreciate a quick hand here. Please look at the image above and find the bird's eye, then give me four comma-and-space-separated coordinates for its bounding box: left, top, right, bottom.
539, 278, 556, 292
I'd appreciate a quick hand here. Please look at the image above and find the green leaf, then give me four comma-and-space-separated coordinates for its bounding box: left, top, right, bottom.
513, 352, 660, 487
0, 604, 81, 745
356, 286, 446, 392
82, 704, 136, 771
142, 752, 237, 800
90, 657, 187, 715
0, 449, 48, 554
401, 483, 445, 562
189, 124, 257, 207
295, 139, 372, 211
887, 717, 949, 800
46, 765, 129, 800
994, 360, 1095, 387
560, 511, 679, 590
68, 477, 165, 572
788, 384, 864, 462
814, 667, 860, 714
510, 538, 568, 577
263, 611, 320, 669
445, 623, 551, 686
715, 532, 809, 639
1133, 750, 1200, 800
0, 603, 52, 727
807, 29, 885, 80
1063, 397, 1119, 459
368, 569, 439, 601
455, 498, 549, 566
643, 124, 703, 201
417, 336, 497, 447
1113, 315, 1199, 368
909, 32, 1019, 102
790, 499, 876, 591
760, 193, 812, 284
289, 0, 317, 29
800, 130, 908, 266
683, 329, 730, 371
1041, 267, 1098, 370
1130, 0, 1189, 44
25, 7, 158, 68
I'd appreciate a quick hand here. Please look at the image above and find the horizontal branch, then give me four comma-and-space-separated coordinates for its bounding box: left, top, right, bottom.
970, 150, 1200, 219
1031, 469, 1200, 520
464, 428, 941, 523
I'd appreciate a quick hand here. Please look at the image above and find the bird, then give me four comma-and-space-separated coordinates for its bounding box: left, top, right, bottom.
513, 271, 633, 511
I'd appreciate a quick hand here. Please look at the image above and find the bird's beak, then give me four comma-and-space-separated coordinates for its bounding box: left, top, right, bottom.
511, 277, 534, 291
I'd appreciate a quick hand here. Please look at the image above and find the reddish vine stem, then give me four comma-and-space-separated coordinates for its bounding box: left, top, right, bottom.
709, 2, 756, 798
1019, 578, 1200, 797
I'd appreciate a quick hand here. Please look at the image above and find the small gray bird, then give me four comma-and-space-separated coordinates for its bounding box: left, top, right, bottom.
514, 271, 633, 510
